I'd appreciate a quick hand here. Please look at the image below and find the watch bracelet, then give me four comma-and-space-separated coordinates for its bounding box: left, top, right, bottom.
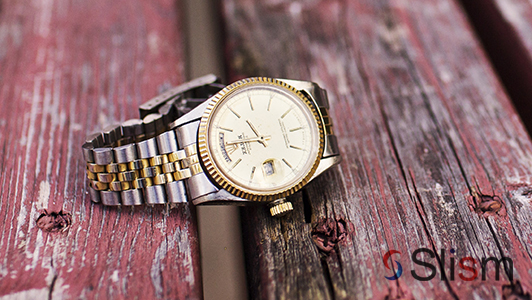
82, 77, 224, 206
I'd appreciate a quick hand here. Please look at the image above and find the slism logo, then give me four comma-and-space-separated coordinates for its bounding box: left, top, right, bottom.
382, 248, 513, 282
383, 250, 403, 280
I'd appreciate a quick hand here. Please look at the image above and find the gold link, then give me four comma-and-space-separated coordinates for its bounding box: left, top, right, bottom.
180, 155, 199, 168
129, 159, 150, 170
87, 170, 97, 180
140, 166, 162, 178
184, 144, 197, 156
173, 161, 182, 171
106, 163, 128, 173
150, 154, 169, 166
97, 173, 116, 183
162, 162, 176, 173
106, 164, 118, 173
132, 177, 153, 189
165, 173, 174, 183
110, 181, 131, 192
153, 174, 167, 185
90, 180, 108, 191
173, 169, 192, 181
189, 163, 203, 176
118, 170, 138, 182
87, 163, 105, 173
168, 150, 186, 162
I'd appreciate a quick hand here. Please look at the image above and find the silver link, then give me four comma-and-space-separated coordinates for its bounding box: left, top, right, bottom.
175, 121, 199, 147
85, 132, 104, 148
88, 186, 101, 203
85, 132, 101, 144
166, 181, 187, 203
118, 170, 137, 181
122, 119, 144, 137
144, 185, 166, 204
137, 138, 158, 158
129, 159, 145, 170
141, 166, 159, 177
102, 124, 122, 145
114, 144, 138, 163
156, 131, 178, 154
82, 142, 95, 163
143, 113, 164, 137
100, 190, 121, 206
132, 178, 150, 189
93, 148, 114, 165
162, 162, 176, 173
121, 189, 143, 205
187, 173, 218, 200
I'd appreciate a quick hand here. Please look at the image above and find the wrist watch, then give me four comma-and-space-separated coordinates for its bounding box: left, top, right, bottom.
81, 75, 341, 217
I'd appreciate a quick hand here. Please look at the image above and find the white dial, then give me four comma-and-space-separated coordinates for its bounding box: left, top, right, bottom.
199, 80, 323, 199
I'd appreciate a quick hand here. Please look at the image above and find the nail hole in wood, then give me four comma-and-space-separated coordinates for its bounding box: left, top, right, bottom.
502, 280, 531, 300
311, 218, 347, 254
469, 194, 506, 217
36, 210, 72, 233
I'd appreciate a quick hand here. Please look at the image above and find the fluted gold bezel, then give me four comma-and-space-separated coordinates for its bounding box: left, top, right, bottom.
197, 77, 325, 201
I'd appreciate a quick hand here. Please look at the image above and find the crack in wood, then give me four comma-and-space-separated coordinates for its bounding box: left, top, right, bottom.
302, 189, 312, 224
48, 257, 57, 300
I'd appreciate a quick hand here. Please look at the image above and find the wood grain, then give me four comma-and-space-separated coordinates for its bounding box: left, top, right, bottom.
460, 0, 532, 135
0, 0, 202, 298
222, 0, 532, 299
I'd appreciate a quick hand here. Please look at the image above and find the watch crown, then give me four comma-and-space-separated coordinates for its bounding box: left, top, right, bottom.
269, 199, 294, 217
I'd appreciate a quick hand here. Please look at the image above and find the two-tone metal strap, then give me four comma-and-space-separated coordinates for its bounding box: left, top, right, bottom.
84, 131, 202, 205
82, 75, 223, 206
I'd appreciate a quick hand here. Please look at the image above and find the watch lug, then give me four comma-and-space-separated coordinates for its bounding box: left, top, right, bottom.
311, 155, 342, 182
168, 100, 210, 129
191, 189, 254, 206
276, 79, 329, 108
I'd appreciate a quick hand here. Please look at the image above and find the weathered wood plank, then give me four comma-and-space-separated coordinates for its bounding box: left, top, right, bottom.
223, 0, 532, 299
460, 0, 532, 134
0, 0, 202, 298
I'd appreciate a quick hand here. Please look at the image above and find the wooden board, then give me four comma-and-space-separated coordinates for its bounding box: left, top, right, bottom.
460, 0, 532, 134
222, 0, 532, 299
0, 0, 202, 298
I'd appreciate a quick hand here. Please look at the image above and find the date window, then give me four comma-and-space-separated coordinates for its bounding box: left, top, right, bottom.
263, 160, 275, 176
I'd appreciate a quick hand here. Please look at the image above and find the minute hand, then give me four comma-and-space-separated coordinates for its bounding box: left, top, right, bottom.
225, 136, 271, 145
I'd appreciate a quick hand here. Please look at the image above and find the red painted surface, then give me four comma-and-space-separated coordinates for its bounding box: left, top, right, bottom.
223, 0, 532, 298
0, 0, 201, 298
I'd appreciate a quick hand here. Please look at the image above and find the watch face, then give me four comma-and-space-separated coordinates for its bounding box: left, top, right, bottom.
198, 78, 324, 201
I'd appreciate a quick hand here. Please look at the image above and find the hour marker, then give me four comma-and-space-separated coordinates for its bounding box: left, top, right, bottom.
290, 145, 303, 150
228, 107, 241, 118
281, 108, 292, 118
248, 96, 254, 111
267, 97, 272, 111
282, 158, 293, 169
250, 166, 256, 180
230, 158, 242, 170
289, 127, 303, 132
218, 126, 233, 132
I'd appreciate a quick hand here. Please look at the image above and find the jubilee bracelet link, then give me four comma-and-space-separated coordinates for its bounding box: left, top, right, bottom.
82, 75, 340, 212
82, 74, 224, 206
